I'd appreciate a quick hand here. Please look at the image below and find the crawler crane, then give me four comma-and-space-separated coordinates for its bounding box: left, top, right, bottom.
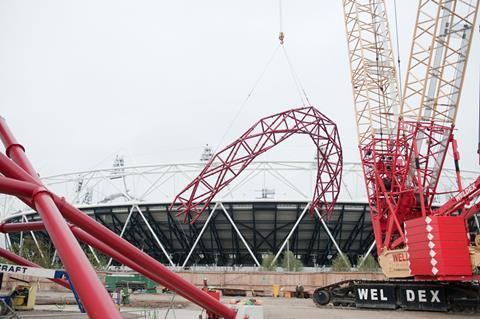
313, 0, 480, 311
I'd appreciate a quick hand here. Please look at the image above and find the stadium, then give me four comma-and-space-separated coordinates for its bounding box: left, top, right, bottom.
2, 159, 478, 269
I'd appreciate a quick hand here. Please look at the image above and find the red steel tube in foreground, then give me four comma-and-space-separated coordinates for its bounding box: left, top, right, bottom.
0, 120, 237, 319
1, 221, 202, 301
0, 194, 236, 318
33, 191, 122, 319
0, 130, 121, 317
0, 198, 236, 318
0, 117, 39, 180
54, 196, 237, 319
0, 177, 36, 199
0, 247, 70, 289
0, 221, 163, 287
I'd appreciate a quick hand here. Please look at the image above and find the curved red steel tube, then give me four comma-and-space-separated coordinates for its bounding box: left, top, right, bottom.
33, 192, 122, 318
0, 119, 237, 319
0, 117, 39, 179
0, 121, 122, 319
0, 177, 37, 199
0, 221, 162, 281
53, 196, 237, 319
1, 220, 235, 313
171, 106, 343, 223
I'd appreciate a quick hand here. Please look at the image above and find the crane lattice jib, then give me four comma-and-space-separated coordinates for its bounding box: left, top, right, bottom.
171, 106, 343, 223
402, 0, 479, 124
401, 0, 479, 190
342, 0, 401, 148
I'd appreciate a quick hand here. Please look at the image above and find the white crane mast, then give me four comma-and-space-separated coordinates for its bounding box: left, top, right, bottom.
401, 0, 479, 191
402, 0, 479, 125
342, 0, 401, 149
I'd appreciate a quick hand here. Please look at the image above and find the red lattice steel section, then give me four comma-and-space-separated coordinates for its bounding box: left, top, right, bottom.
171, 106, 343, 223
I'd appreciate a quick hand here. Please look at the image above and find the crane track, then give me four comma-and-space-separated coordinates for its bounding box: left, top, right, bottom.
312, 279, 480, 313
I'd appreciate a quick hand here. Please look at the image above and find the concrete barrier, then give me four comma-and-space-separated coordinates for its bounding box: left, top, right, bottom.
175, 271, 385, 293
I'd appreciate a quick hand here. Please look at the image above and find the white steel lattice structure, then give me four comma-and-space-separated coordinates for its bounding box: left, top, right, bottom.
342, 0, 401, 148
1, 161, 478, 269
402, 0, 478, 124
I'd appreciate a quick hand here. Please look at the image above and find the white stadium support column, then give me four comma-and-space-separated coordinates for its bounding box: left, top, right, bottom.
314, 207, 350, 266
182, 202, 220, 268
271, 203, 310, 266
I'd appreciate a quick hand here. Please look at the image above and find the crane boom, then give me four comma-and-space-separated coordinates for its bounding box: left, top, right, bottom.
402, 0, 479, 192
402, 0, 479, 125
343, 0, 480, 277
318, 0, 480, 311
342, 0, 400, 148
342, 0, 404, 253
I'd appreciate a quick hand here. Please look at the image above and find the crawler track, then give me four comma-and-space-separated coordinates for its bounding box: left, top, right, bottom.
312, 280, 480, 312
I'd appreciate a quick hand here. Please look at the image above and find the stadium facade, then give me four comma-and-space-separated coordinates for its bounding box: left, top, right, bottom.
1, 161, 478, 268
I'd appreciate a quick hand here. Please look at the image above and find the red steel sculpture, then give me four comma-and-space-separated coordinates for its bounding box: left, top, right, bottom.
0, 117, 237, 319
172, 106, 343, 223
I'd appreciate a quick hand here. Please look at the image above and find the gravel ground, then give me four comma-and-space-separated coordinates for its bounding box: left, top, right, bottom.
9, 292, 477, 318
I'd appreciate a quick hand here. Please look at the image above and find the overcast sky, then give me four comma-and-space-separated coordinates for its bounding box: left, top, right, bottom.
0, 0, 479, 177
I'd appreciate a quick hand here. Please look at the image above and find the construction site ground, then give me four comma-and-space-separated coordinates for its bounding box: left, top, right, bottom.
6, 291, 475, 318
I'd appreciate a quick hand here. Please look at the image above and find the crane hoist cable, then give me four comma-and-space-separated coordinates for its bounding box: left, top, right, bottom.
212, 44, 282, 155
281, 46, 311, 106
372, 0, 385, 139
279, 0, 285, 44
393, 0, 403, 99
278, 0, 311, 106
212, 0, 313, 154
477, 24, 480, 166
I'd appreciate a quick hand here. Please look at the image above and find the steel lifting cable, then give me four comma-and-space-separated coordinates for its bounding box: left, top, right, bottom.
212, 44, 282, 155
281, 46, 311, 106
278, 0, 311, 106
372, 0, 385, 139
393, 0, 403, 100
217, 0, 285, 154
212, 0, 312, 155
478, 25, 480, 165
279, 0, 285, 44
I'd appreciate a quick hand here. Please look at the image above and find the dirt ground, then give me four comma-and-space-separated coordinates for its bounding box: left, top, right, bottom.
9, 291, 478, 318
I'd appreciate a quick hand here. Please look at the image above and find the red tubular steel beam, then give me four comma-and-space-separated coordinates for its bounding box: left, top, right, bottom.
0, 193, 236, 318
0, 125, 121, 318
0, 153, 39, 186
0, 191, 236, 318
0, 247, 70, 289
0, 117, 39, 180
0, 220, 225, 307
53, 197, 237, 319
0, 221, 46, 233
0, 120, 237, 319
0, 221, 160, 284
0, 177, 36, 199
32, 191, 122, 318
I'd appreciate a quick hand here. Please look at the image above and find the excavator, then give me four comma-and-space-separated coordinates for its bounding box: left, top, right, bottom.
312, 0, 480, 311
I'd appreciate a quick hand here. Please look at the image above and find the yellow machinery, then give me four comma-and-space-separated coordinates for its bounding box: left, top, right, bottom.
10, 284, 37, 311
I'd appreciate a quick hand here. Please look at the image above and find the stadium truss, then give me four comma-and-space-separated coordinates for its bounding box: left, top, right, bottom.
1, 161, 478, 269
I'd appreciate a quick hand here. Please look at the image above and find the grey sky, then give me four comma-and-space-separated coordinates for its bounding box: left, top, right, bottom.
0, 0, 479, 177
